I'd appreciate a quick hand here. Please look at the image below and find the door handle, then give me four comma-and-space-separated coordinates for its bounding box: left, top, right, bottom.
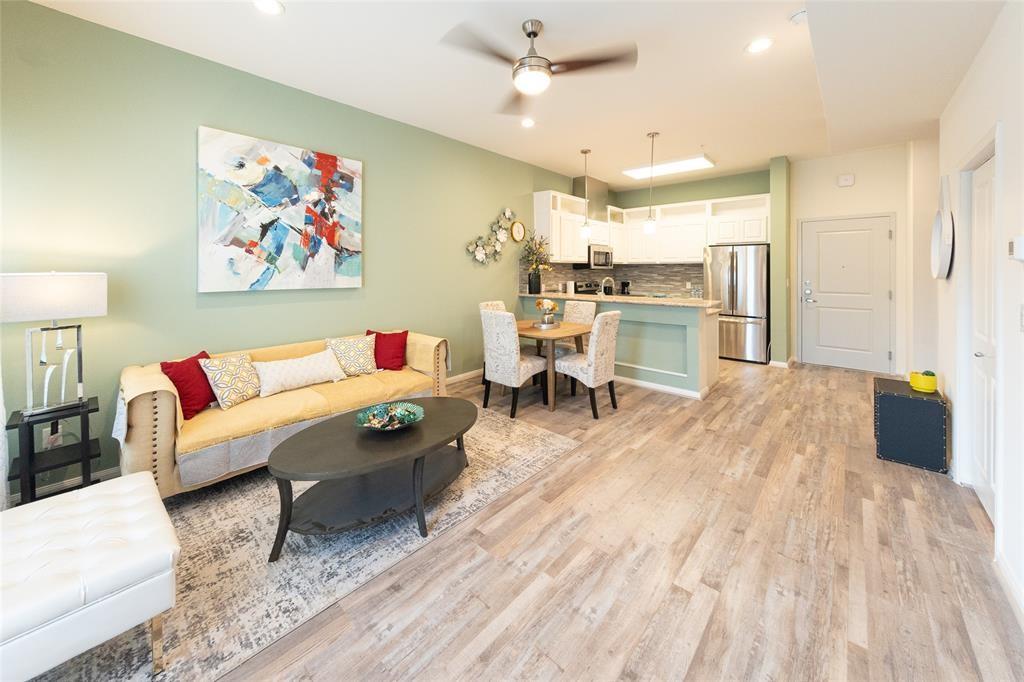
804, 298, 817, 303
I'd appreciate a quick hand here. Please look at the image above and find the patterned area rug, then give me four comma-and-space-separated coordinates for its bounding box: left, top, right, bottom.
42, 407, 579, 681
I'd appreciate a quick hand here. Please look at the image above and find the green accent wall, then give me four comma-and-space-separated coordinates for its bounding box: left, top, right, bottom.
769, 157, 791, 363
0, 1, 570, 484
610, 170, 769, 208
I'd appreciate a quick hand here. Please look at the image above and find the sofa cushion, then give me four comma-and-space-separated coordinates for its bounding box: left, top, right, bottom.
366, 329, 408, 371
160, 351, 215, 420
327, 335, 376, 376
307, 367, 430, 412
176, 387, 332, 455
200, 354, 261, 410
253, 349, 345, 398
0, 472, 179, 643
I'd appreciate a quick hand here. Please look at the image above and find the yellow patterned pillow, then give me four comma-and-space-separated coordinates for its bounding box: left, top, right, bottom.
199, 354, 261, 409
326, 336, 376, 376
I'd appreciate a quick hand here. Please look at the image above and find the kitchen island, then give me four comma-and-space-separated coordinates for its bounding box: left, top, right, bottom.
519, 293, 720, 399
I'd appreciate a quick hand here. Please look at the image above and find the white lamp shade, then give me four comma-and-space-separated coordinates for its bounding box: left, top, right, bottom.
0, 272, 107, 323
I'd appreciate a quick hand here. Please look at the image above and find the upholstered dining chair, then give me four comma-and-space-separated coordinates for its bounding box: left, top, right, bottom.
552, 299, 597, 358
479, 301, 507, 385
554, 310, 621, 419
480, 309, 547, 418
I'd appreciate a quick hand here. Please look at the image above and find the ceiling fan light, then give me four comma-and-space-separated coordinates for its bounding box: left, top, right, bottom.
513, 64, 551, 95
253, 0, 285, 15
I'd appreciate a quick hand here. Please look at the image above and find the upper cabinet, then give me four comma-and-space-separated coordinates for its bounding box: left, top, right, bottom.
533, 191, 609, 262
534, 191, 769, 265
707, 195, 769, 245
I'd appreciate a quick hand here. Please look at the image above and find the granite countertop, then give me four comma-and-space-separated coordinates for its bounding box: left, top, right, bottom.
520, 292, 721, 310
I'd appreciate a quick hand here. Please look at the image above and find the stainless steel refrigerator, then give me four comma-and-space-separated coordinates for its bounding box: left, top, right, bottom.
704, 244, 769, 363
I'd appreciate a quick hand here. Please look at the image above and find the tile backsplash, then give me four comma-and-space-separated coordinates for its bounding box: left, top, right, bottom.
520, 262, 705, 295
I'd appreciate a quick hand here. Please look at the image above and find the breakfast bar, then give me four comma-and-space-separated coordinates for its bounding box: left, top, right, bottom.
519, 293, 721, 399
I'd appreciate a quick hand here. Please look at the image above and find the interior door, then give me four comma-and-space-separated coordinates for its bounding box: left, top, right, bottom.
970, 157, 996, 519
800, 216, 892, 372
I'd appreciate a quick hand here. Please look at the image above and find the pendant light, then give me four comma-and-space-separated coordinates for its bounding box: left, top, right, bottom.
580, 148, 593, 240
643, 132, 659, 235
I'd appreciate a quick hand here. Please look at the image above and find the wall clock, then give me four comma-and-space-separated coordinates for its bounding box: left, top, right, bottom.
510, 220, 526, 242
931, 176, 954, 279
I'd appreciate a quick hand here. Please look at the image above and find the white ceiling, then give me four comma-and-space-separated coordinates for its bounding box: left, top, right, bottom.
807, 1, 1003, 151
37, 1, 1001, 190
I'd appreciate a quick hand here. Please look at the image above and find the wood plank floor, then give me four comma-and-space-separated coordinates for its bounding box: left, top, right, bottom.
227, 362, 1024, 681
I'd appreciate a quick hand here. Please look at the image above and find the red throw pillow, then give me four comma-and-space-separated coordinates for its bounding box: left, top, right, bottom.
160, 351, 216, 420
366, 330, 408, 371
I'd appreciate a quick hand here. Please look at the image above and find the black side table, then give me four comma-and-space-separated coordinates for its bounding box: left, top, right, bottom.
5, 397, 101, 505
873, 378, 948, 473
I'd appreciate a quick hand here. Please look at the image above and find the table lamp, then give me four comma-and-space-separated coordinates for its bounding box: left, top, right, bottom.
0, 272, 107, 415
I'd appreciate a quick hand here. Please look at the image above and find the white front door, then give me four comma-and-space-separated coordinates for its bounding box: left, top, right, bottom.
969, 157, 996, 519
800, 216, 892, 372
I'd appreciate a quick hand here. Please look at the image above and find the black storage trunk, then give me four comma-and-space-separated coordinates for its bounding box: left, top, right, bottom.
873, 378, 949, 474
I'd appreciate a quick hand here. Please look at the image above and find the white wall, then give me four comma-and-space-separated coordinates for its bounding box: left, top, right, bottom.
789, 143, 938, 374
907, 139, 940, 370
937, 1, 1024, 617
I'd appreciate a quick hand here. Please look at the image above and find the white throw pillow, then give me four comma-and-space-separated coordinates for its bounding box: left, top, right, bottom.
252, 349, 346, 398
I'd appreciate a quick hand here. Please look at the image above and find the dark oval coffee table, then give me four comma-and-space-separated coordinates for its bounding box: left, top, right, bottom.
267, 397, 477, 561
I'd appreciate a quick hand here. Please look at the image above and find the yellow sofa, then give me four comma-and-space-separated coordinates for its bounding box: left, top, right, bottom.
117, 333, 448, 498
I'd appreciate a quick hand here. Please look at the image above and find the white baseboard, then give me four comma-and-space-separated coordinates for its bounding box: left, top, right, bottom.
995, 550, 1024, 632
613, 374, 706, 400
447, 368, 483, 385
768, 360, 789, 369
7, 466, 120, 507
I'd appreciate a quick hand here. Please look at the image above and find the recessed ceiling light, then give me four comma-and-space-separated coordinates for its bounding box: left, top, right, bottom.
521, 117, 535, 129
789, 9, 808, 25
623, 154, 715, 180
745, 37, 773, 54
253, 0, 284, 16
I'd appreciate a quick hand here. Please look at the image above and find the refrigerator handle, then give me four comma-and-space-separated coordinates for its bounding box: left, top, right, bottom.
730, 249, 738, 312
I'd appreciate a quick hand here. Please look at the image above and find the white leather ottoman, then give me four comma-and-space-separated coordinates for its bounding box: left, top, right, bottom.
0, 472, 180, 680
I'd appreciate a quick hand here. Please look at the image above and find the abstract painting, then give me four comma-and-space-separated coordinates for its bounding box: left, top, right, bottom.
197, 126, 362, 291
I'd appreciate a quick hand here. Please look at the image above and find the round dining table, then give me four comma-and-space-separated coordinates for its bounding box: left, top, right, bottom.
516, 319, 592, 411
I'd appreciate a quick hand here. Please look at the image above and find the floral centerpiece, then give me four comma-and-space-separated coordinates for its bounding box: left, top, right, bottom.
535, 298, 559, 325
521, 234, 552, 294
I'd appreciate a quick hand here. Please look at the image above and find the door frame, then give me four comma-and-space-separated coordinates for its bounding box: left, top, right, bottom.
950, 125, 1001, 520
796, 212, 897, 374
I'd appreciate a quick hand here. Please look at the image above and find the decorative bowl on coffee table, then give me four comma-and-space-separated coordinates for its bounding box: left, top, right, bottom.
355, 401, 425, 431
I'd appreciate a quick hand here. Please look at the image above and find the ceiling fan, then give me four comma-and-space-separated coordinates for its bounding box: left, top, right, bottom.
441, 19, 638, 115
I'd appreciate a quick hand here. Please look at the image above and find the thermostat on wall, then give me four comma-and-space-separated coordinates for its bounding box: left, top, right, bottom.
1012, 235, 1024, 262
837, 173, 856, 188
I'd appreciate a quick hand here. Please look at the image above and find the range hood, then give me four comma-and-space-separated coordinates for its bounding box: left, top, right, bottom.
571, 175, 610, 222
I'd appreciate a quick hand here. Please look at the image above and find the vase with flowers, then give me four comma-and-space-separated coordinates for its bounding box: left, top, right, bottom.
535, 298, 559, 326
520, 234, 552, 294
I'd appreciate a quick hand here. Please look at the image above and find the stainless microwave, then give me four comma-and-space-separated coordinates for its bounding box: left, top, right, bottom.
587, 244, 613, 269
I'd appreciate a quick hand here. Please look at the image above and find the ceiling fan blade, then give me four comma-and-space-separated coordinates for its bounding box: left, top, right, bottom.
498, 90, 528, 116
441, 23, 517, 66
550, 43, 638, 74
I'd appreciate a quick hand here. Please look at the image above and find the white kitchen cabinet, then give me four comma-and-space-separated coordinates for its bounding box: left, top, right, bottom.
610, 224, 629, 262
557, 213, 590, 263
708, 195, 769, 245
657, 221, 706, 263
588, 220, 611, 246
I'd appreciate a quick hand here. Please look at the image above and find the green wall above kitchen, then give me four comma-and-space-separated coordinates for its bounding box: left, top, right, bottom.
611, 170, 770, 208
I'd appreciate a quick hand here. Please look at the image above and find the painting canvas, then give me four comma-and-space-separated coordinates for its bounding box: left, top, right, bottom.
197, 126, 362, 291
